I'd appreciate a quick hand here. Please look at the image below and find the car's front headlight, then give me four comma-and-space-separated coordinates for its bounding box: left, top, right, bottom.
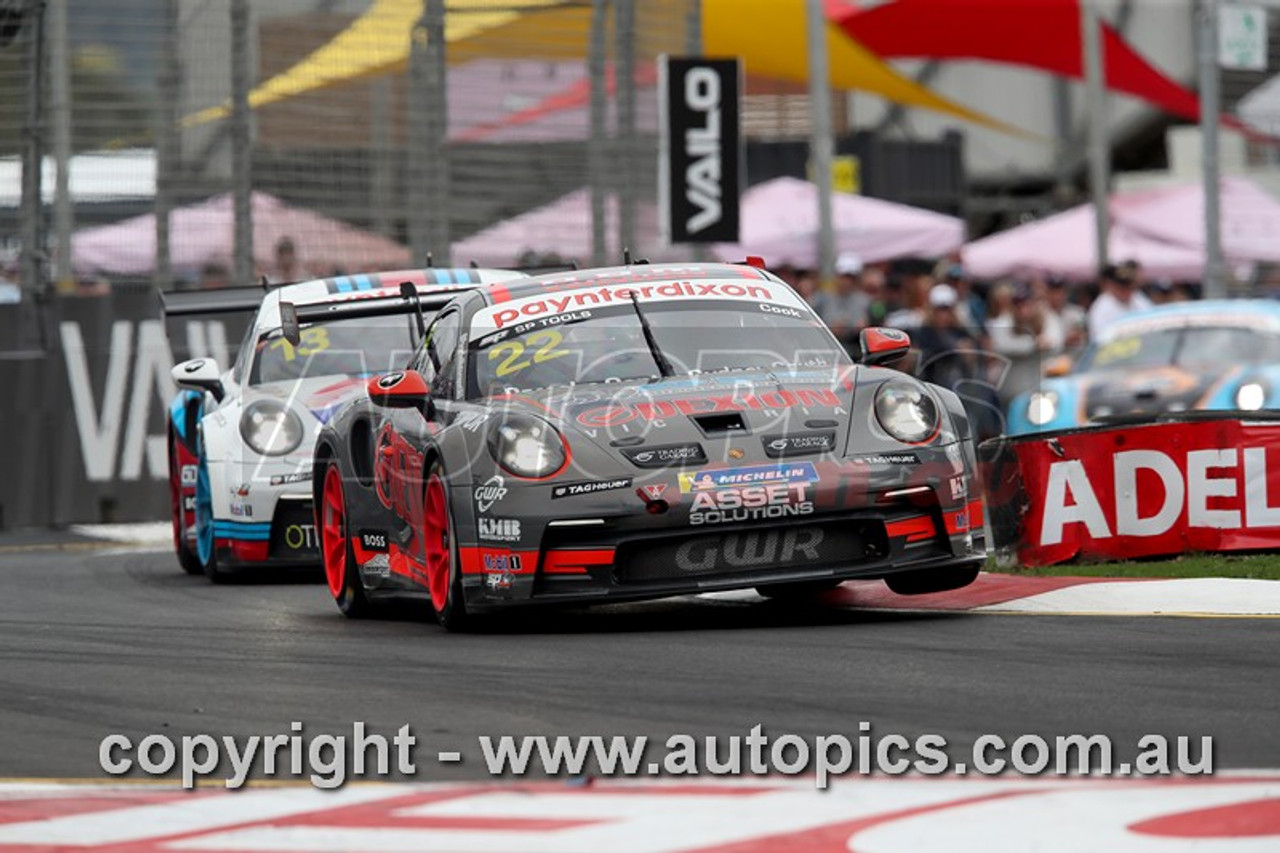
1236, 381, 1267, 411
240, 399, 304, 456
873, 380, 940, 443
1026, 391, 1059, 426
488, 414, 567, 479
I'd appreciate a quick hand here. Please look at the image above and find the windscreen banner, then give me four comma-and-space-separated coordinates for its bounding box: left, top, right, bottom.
981, 414, 1280, 567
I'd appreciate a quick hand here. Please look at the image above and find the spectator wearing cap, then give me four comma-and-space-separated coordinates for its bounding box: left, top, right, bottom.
911, 283, 982, 392
1087, 262, 1152, 340
1146, 278, 1175, 305
812, 252, 870, 350
939, 261, 986, 334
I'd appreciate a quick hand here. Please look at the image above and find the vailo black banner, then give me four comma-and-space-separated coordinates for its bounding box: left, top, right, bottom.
659, 56, 741, 244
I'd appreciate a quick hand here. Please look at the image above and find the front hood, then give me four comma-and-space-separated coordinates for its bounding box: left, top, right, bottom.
246, 375, 369, 425
1079, 366, 1227, 420
483, 368, 858, 467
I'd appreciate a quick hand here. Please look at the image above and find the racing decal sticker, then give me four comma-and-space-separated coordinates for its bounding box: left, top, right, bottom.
473, 279, 806, 332
482, 553, 523, 572
728, 448, 745, 459
183, 359, 206, 373
229, 502, 253, 517
358, 529, 389, 553
679, 462, 819, 526
850, 452, 921, 465
282, 523, 317, 551
575, 388, 844, 428
551, 478, 632, 499
477, 518, 521, 542
678, 462, 819, 493
762, 431, 836, 458
270, 470, 311, 486
182, 495, 195, 512
377, 372, 405, 389
374, 424, 425, 522
474, 475, 508, 512
674, 527, 826, 572
180, 465, 198, 485
621, 443, 707, 468
637, 483, 668, 502
688, 482, 814, 526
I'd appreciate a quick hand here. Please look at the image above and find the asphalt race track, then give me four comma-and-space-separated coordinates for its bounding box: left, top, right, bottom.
1, 538, 1277, 783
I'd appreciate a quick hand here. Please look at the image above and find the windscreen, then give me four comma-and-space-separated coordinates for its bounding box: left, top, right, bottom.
250, 314, 420, 385
1077, 326, 1280, 373
466, 280, 847, 398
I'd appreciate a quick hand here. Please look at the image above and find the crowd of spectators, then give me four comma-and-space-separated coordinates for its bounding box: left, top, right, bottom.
774, 254, 1198, 411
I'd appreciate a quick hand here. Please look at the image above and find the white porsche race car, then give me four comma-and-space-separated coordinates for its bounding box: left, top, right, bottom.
164, 267, 526, 581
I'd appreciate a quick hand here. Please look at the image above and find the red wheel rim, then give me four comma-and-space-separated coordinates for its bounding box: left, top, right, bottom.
321, 466, 347, 599
422, 473, 451, 612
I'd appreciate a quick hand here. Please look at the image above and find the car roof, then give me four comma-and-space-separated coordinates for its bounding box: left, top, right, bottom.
1100, 299, 1280, 342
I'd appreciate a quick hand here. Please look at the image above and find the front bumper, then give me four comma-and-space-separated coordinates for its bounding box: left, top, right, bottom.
459, 497, 986, 610
212, 496, 320, 567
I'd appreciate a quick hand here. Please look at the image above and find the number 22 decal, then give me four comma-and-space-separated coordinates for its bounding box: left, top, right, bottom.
489, 329, 570, 377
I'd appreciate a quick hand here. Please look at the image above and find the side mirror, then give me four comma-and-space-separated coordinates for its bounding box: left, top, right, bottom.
859, 327, 911, 367
1043, 354, 1073, 378
171, 358, 225, 402
280, 301, 302, 347
367, 370, 431, 410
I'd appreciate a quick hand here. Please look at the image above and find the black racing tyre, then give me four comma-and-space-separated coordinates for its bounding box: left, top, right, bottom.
755, 579, 843, 599
885, 565, 980, 596
168, 431, 202, 576
421, 459, 471, 632
319, 461, 372, 617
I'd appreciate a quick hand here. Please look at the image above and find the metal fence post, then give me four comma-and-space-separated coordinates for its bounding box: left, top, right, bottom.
230, 0, 253, 286
409, 0, 449, 266
615, 0, 636, 259
425, 0, 449, 266
1081, 0, 1110, 277
155, 0, 180, 289
588, 0, 609, 267
155, 0, 179, 291
48, 0, 71, 293
19, 0, 47, 301
1199, 0, 1225, 298
805, 0, 835, 283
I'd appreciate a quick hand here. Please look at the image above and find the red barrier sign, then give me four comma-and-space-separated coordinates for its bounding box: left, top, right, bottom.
990, 418, 1280, 566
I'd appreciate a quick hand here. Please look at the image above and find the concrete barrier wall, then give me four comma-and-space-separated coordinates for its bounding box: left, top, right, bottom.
0, 294, 249, 529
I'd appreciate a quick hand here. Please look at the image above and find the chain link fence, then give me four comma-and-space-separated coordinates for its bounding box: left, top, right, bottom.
1, 0, 717, 297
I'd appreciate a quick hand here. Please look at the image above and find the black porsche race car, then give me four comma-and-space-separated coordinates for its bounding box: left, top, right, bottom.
312, 262, 985, 628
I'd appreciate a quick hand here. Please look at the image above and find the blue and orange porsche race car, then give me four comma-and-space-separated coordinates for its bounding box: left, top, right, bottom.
310, 262, 986, 629
1007, 300, 1280, 435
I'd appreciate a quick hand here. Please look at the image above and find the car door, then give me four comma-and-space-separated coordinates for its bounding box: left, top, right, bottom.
370, 308, 462, 585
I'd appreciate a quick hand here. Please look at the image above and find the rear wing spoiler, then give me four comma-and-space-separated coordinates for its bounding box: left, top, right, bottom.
158, 286, 266, 317
280, 284, 462, 346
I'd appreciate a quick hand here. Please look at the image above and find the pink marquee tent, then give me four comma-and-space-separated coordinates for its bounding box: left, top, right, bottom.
964, 177, 1280, 282
713, 177, 965, 267
72, 192, 411, 277
451, 189, 690, 267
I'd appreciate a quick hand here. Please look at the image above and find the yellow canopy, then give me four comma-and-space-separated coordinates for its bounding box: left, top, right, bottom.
184, 0, 1025, 137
